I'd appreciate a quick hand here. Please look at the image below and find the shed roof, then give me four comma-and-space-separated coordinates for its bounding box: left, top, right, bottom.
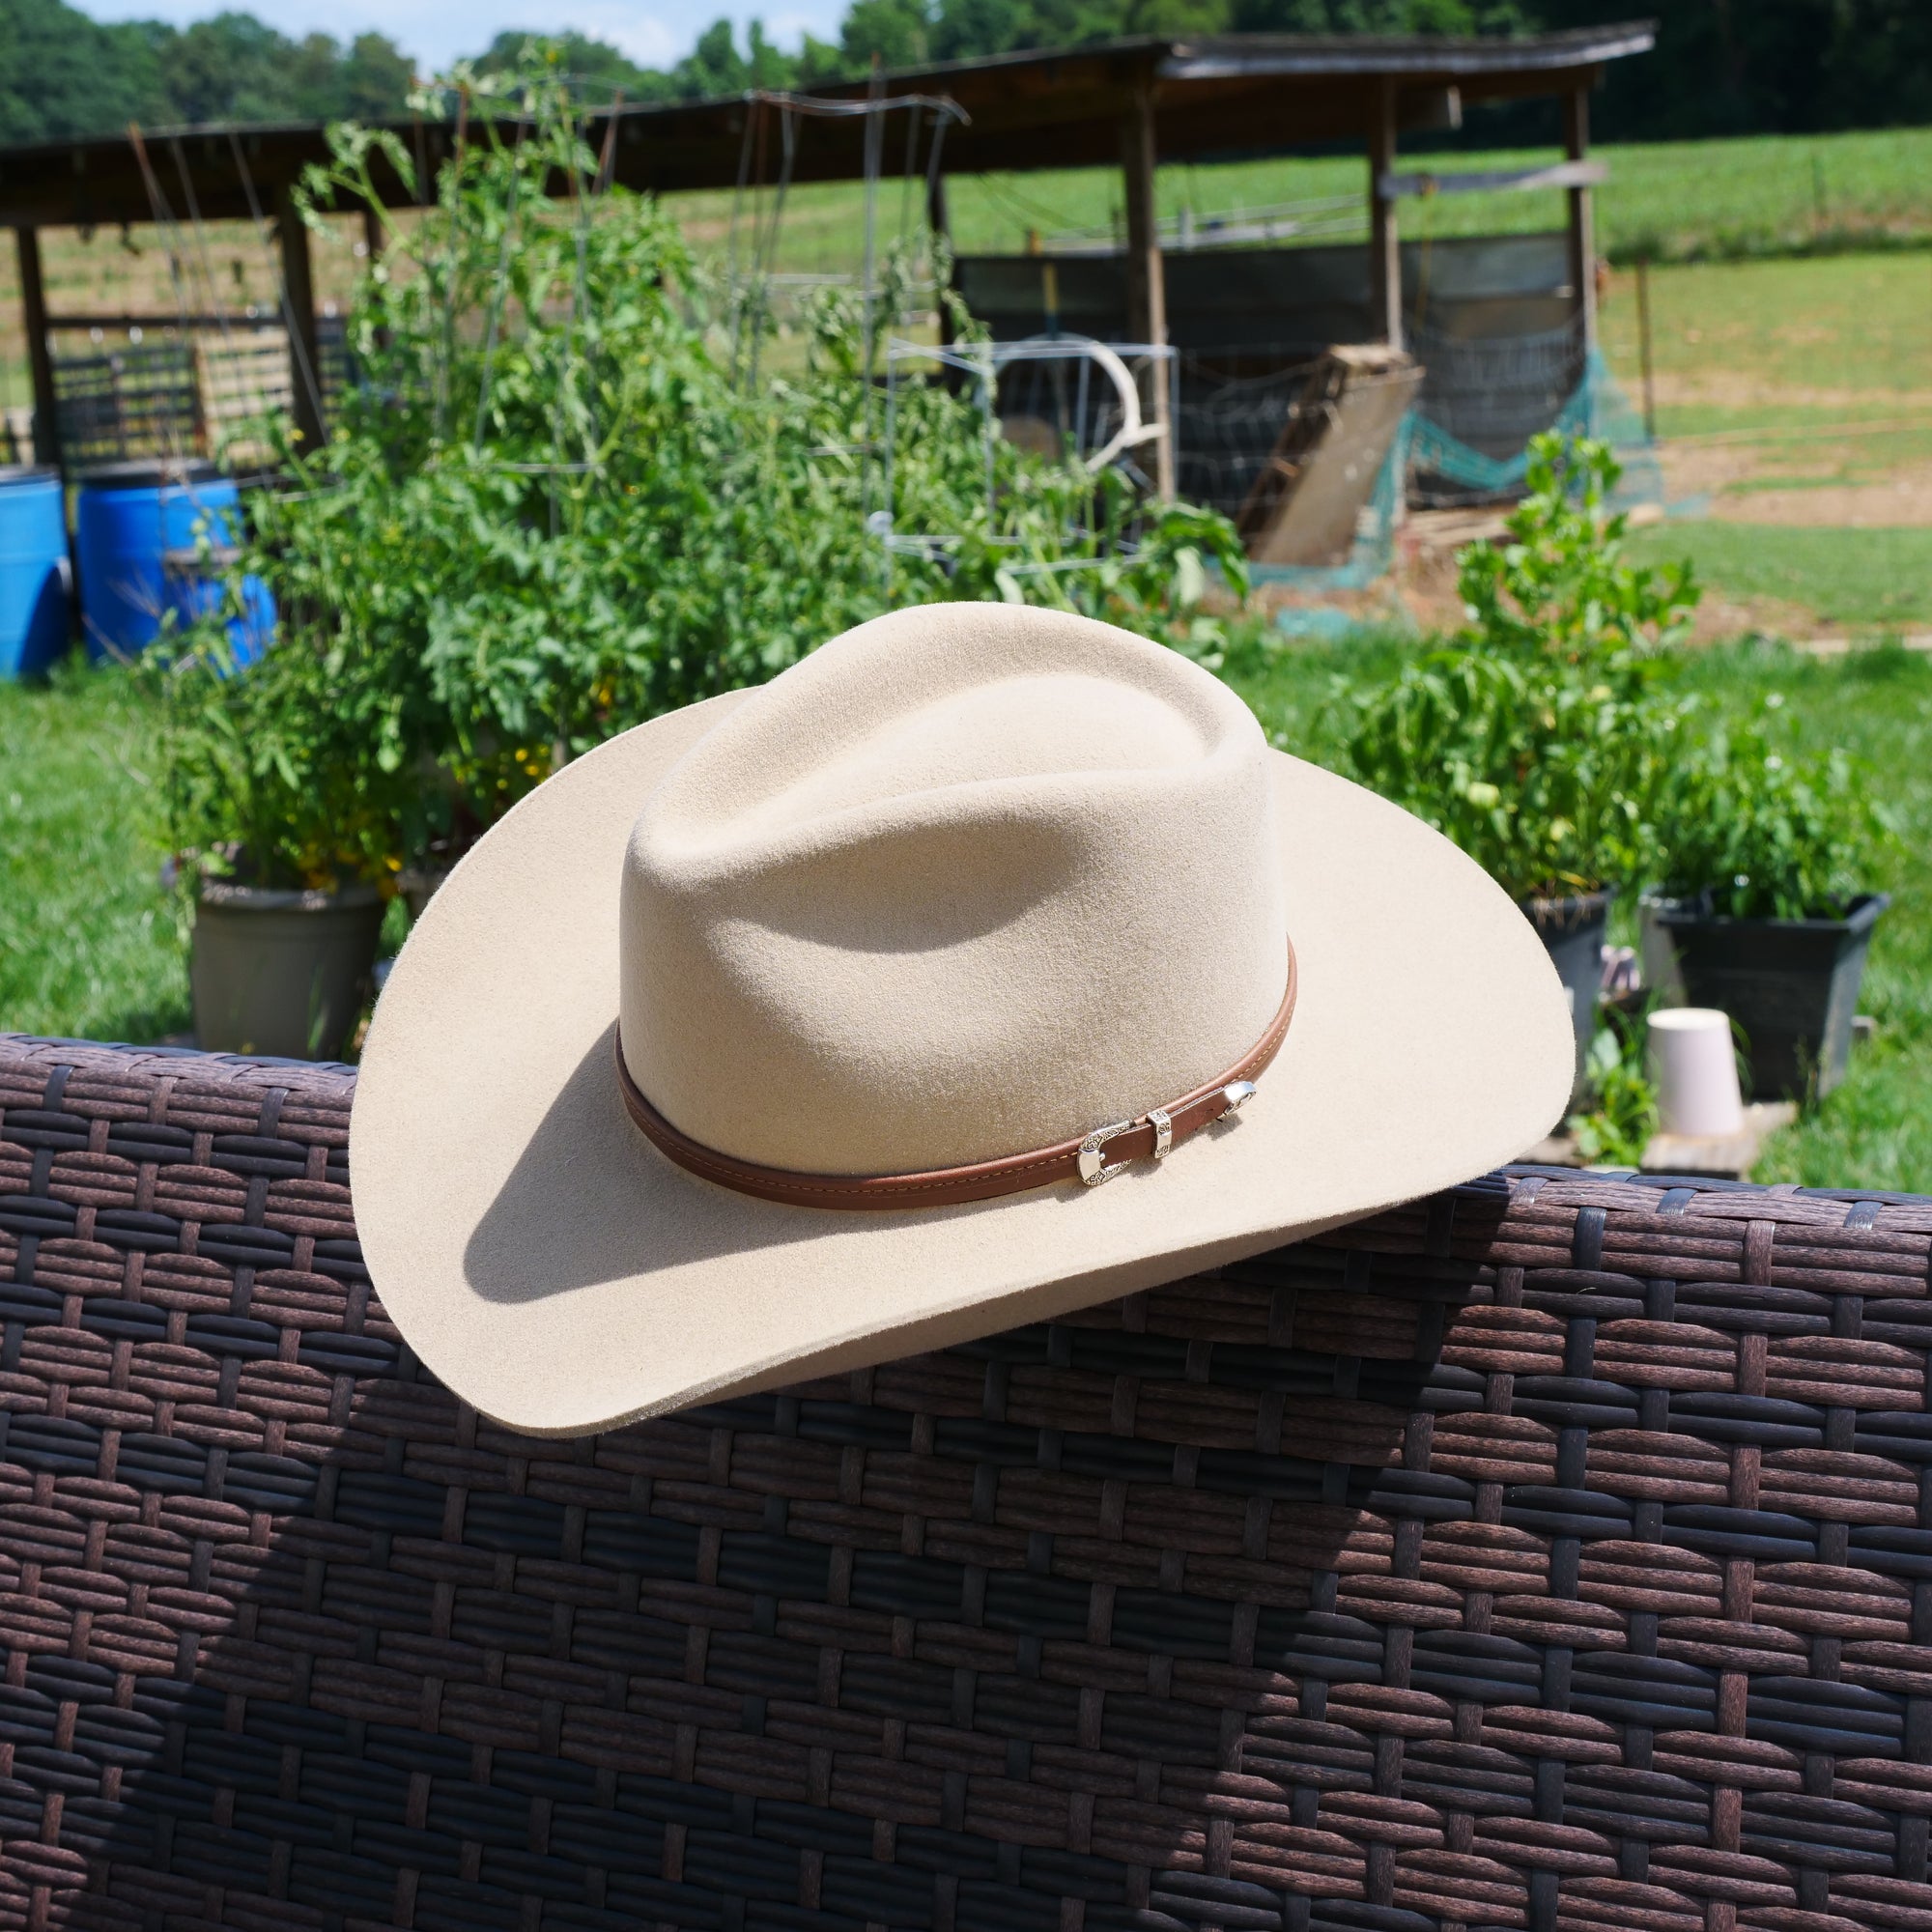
0, 23, 1655, 229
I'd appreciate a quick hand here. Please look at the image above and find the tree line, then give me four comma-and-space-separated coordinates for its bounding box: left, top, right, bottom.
0, 0, 412, 146
0, 0, 1925, 150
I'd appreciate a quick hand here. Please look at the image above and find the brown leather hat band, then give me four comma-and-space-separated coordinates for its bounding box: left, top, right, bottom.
614, 941, 1297, 1211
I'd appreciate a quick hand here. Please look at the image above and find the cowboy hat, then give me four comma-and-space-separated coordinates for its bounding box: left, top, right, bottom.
352, 604, 1571, 1435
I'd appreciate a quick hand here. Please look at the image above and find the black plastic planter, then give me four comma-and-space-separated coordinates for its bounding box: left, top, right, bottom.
1650, 892, 1889, 1100
1522, 889, 1612, 1102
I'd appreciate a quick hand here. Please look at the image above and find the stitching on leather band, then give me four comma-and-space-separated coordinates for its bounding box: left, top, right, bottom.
613, 941, 1298, 1211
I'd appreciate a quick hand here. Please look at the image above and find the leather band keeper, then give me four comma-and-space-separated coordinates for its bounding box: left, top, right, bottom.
615, 941, 1297, 1210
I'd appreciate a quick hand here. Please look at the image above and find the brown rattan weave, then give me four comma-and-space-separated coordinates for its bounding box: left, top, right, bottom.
1, 1032, 1929, 1932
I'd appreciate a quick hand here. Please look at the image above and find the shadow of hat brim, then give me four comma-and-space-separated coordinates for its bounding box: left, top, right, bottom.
351, 692, 1572, 1437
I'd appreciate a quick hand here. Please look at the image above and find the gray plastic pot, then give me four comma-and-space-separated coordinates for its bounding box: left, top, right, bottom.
1647, 892, 1889, 1101
1521, 889, 1613, 1103
190, 880, 385, 1061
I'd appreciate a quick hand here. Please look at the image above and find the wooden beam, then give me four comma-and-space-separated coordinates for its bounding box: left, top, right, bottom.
14, 227, 61, 472
1564, 84, 1597, 355
1368, 79, 1402, 351
361, 203, 387, 264
1118, 71, 1174, 501
45, 313, 282, 330
274, 183, 327, 453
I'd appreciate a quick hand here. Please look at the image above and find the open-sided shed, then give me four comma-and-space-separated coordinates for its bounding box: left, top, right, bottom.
0, 22, 1654, 487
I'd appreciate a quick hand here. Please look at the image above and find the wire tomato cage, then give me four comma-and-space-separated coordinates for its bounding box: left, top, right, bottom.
875, 333, 1179, 589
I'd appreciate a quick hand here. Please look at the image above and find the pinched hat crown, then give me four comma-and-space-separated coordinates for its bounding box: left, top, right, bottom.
618, 605, 1289, 1179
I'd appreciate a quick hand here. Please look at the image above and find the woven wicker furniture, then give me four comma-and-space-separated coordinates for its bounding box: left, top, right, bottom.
1, 1033, 1927, 1932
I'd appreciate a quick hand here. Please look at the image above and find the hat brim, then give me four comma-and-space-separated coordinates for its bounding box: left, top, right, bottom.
351, 690, 1573, 1436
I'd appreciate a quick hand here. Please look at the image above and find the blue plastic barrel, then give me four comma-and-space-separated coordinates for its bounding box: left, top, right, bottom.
160, 546, 276, 669
75, 459, 269, 662
0, 465, 71, 680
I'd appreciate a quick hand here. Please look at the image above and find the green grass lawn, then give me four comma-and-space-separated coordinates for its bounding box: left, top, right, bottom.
1631, 524, 1932, 632
1599, 250, 1932, 425
660, 125, 1932, 276
1224, 630, 1932, 1193
0, 664, 188, 1045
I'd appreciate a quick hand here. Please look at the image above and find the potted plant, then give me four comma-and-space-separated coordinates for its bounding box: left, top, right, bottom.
1650, 718, 1890, 1099
1343, 436, 1695, 1097
146, 619, 407, 1061
1345, 643, 1675, 1098
1356, 434, 1696, 1095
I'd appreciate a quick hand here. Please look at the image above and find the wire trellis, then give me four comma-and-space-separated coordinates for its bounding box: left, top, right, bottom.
723, 86, 969, 394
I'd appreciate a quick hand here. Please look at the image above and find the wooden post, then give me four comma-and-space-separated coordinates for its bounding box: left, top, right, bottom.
1564, 84, 1597, 355
14, 227, 61, 472
928, 170, 952, 349
1635, 255, 1657, 441
275, 183, 327, 452
1369, 79, 1402, 351
361, 203, 386, 265
1119, 71, 1175, 500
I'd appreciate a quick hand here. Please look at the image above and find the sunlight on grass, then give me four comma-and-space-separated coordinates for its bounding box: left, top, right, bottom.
1602, 251, 1932, 409
656, 126, 1932, 277
0, 663, 188, 1044
1630, 525, 1932, 631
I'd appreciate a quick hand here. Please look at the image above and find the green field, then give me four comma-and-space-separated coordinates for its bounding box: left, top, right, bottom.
8, 629, 1929, 1193
1581, 247, 1932, 633
1631, 525, 1932, 632
661, 124, 1932, 275
1599, 251, 1932, 432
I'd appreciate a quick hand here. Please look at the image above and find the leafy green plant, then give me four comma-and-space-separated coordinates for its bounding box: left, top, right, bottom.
162, 46, 1247, 884
1458, 433, 1698, 667
142, 623, 416, 890
1341, 645, 1680, 898
1339, 433, 1705, 900
1569, 1009, 1661, 1167
1655, 707, 1890, 919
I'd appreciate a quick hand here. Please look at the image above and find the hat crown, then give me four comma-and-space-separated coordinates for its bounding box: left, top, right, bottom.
619, 605, 1287, 1177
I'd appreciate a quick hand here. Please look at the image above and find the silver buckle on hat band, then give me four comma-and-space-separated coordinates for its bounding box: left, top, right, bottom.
1077, 1121, 1136, 1186
1078, 1084, 1257, 1188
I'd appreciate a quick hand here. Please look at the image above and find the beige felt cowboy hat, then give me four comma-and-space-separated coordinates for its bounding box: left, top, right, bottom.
353, 604, 1571, 1436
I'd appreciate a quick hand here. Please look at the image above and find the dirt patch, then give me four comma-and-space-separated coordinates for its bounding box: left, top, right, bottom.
1659, 440, 1932, 525
1681, 587, 1823, 643
1704, 478, 1932, 526
1640, 372, 1932, 412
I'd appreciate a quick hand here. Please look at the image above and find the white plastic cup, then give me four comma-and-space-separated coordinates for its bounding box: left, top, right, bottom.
1648, 1008, 1745, 1137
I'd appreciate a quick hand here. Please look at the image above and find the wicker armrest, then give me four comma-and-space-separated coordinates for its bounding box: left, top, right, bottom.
2, 1033, 1928, 1930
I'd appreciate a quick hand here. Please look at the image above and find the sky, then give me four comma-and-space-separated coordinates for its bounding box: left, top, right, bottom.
72, 0, 847, 71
